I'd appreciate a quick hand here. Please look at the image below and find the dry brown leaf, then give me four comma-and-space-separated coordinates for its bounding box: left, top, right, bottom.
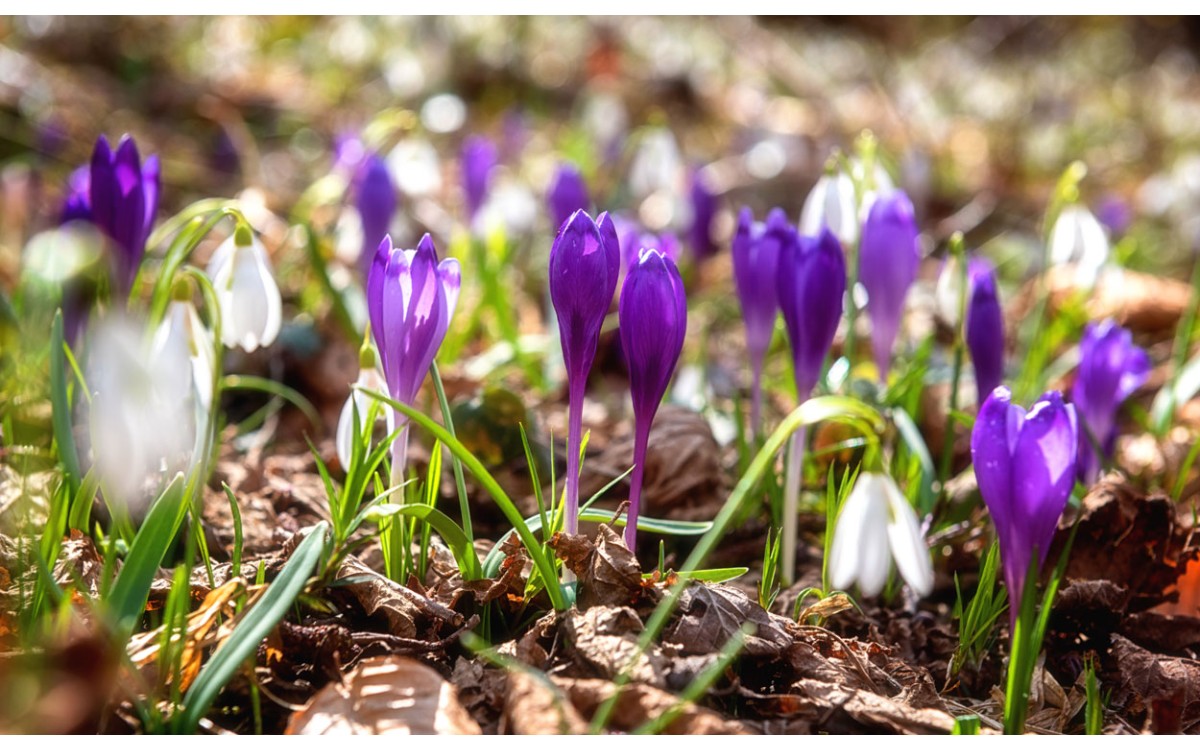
334, 557, 462, 638
503, 671, 588, 734
1108, 634, 1200, 733
561, 606, 666, 686
789, 679, 956, 734
550, 525, 644, 610
666, 583, 792, 657
286, 655, 482, 735
552, 676, 754, 734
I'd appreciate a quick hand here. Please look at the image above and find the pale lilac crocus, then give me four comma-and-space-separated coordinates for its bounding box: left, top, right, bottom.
619, 248, 687, 549
859, 190, 919, 383
731, 207, 786, 437
1071, 320, 1150, 485
549, 210, 619, 534
971, 387, 1077, 619
368, 234, 461, 485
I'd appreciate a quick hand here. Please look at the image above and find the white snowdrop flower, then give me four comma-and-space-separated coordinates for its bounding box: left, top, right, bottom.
207, 226, 282, 352
828, 472, 933, 598
335, 360, 395, 470
87, 315, 194, 511
628, 127, 684, 200
152, 297, 215, 412
1049, 204, 1109, 288
800, 171, 859, 245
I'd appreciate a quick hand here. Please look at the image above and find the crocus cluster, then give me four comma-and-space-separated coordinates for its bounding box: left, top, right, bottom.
731, 207, 786, 437
548, 210, 619, 533
368, 234, 461, 485
971, 387, 1077, 616
1071, 320, 1150, 485
858, 191, 919, 382
619, 247, 687, 548
829, 472, 933, 597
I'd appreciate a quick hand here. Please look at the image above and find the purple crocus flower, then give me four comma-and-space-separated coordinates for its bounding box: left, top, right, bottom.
368, 233, 461, 484
88, 134, 160, 294
1096, 194, 1132, 237
547, 163, 589, 232
612, 214, 680, 271
965, 259, 1005, 404
60, 166, 92, 225
777, 227, 846, 399
549, 209, 620, 534
732, 207, 786, 436
354, 153, 398, 277
461, 135, 497, 221
971, 387, 1077, 619
619, 248, 687, 549
1071, 320, 1150, 485
688, 168, 719, 261
859, 190, 919, 383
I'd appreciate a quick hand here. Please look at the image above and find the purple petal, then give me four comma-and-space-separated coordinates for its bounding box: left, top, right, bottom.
355, 153, 398, 277
858, 190, 919, 381
549, 210, 617, 389
547, 163, 589, 232
965, 260, 1005, 403
619, 249, 687, 424
778, 227, 846, 397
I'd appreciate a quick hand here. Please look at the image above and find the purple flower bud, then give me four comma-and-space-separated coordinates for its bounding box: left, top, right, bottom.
688, 168, 719, 261
368, 233, 461, 482
88, 134, 160, 294
60, 166, 92, 225
1071, 320, 1150, 485
549, 209, 620, 534
859, 190, 919, 382
1095, 194, 1132, 237
547, 163, 589, 232
461, 135, 497, 221
619, 248, 687, 548
732, 207, 786, 435
778, 227, 846, 399
354, 153, 398, 278
971, 387, 1077, 621
965, 259, 1005, 404
612, 214, 680, 271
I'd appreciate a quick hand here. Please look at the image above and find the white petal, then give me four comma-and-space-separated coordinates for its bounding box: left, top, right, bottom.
206, 235, 235, 279
829, 474, 886, 593
254, 241, 283, 348
883, 479, 934, 597
335, 394, 356, 469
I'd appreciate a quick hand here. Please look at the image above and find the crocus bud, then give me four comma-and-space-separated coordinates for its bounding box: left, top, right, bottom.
461, 135, 497, 221
547, 163, 589, 232
1049, 204, 1108, 288
207, 225, 282, 353
368, 233, 461, 484
354, 153, 397, 277
60, 166, 92, 225
549, 209, 620, 533
859, 190, 919, 382
964, 259, 1005, 404
777, 227, 846, 399
619, 248, 687, 548
828, 472, 933, 597
88, 134, 160, 294
688, 168, 719, 260
971, 387, 1077, 620
1071, 320, 1150, 485
732, 207, 785, 435
799, 170, 858, 246
614, 213, 679, 272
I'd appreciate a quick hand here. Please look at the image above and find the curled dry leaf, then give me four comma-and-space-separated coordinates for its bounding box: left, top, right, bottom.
666, 583, 792, 657
561, 605, 667, 687
551, 676, 754, 734
503, 670, 588, 734
1107, 634, 1200, 733
286, 655, 482, 735
549, 525, 644, 610
333, 557, 463, 638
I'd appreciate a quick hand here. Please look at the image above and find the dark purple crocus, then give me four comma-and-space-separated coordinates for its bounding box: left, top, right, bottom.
778, 227, 846, 399
732, 207, 786, 437
549, 209, 620, 535
971, 387, 1077, 620
88, 134, 160, 294
859, 190, 919, 382
619, 248, 687, 549
547, 163, 589, 232
965, 259, 1005, 404
354, 153, 397, 277
688, 168, 719, 261
60, 166, 92, 225
461, 135, 497, 221
368, 233, 461, 485
1071, 320, 1150, 485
